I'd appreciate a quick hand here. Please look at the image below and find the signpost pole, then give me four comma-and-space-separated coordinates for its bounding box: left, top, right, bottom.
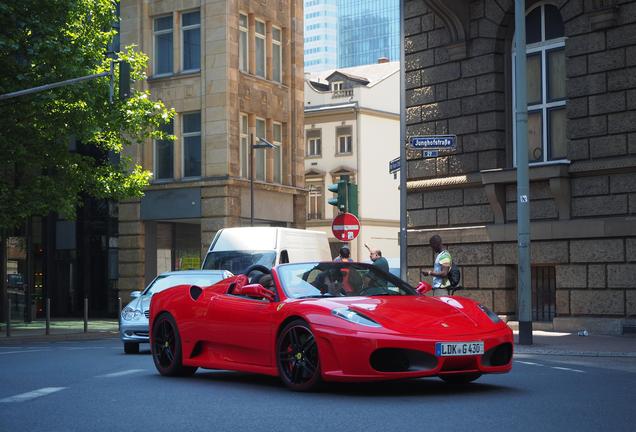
399, 0, 407, 281
514, 0, 533, 345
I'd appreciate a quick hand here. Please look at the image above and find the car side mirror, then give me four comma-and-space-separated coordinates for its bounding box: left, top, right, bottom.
130, 290, 142, 299
415, 281, 432, 295
234, 284, 275, 302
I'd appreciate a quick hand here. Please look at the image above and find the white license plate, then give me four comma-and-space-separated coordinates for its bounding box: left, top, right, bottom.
436, 341, 484, 356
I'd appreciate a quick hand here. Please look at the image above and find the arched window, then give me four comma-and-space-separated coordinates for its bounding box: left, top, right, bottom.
513, 3, 566, 164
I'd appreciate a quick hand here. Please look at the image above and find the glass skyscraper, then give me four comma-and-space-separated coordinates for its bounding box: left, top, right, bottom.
303, 0, 400, 71
337, 0, 400, 68
304, 0, 338, 72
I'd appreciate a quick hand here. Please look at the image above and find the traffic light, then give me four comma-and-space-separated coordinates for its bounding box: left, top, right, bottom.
327, 181, 346, 212
327, 176, 358, 216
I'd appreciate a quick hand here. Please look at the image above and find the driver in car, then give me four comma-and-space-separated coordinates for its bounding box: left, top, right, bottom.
313, 268, 345, 296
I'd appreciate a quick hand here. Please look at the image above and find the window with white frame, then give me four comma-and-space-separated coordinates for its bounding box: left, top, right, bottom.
307, 183, 323, 220
273, 122, 282, 183
154, 119, 174, 180
240, 113, 249, 178
306, 129, 321, 156
272, 26, 282, 82
154, 15, 173, 75
239, 13, 249, 72
331, 81, 343, 91
336, 126, 352, 154
182, 11, 200, 71
255, 118, 266, 181
255, 20, 266, 78
182, 112, 201, 178
513, 3, 566, 164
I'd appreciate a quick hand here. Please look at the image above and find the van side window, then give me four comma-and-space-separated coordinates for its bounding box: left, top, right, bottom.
280, 250, 289, 264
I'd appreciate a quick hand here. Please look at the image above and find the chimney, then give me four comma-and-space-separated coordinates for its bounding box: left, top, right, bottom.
377, 57, 390, 64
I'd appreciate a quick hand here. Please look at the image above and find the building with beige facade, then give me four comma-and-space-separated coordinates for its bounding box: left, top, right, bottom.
304, 61, 400, 262
117, 0, 306, 297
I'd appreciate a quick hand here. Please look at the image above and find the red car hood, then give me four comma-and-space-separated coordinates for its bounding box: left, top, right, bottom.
307, 296, 489, 336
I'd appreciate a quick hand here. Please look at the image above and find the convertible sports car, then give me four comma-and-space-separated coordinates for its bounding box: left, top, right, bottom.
149, 262, 513, 391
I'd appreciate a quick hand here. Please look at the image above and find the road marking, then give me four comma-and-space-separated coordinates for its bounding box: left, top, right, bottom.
0, 349, 51, 355
516, 360, 544, 366
551, 366, 585, 373
63, 346, 106, 351
0, 387, 67, 403
97, 369, 144, 378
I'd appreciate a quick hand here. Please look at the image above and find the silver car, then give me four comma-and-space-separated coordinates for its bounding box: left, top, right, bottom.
120, 270, 232, 354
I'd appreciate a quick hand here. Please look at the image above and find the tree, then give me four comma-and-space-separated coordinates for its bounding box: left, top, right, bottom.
0, 0, 173, 231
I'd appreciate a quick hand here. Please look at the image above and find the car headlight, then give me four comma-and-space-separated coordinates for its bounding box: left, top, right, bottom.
478, 304, 501, 323
121, 307, 142, 321
332, 307, 381, 328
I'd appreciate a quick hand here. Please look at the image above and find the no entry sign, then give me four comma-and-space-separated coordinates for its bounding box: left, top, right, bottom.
332, 212, 360, 241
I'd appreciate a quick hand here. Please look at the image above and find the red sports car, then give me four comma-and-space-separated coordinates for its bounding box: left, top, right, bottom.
149, 262, 513, 391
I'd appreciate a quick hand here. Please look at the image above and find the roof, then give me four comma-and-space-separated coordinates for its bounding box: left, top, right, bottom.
306, 61, 400, 88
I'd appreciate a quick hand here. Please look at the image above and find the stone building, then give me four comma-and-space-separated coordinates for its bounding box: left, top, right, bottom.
118, 0, 306, 299
404, 0, 636, 333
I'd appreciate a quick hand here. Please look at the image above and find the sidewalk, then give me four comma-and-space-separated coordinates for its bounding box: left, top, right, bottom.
0, 320, 119, 345
514, 330, 636, 358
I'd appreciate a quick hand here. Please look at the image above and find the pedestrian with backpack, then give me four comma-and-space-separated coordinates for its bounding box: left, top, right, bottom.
421, 235, 457, 296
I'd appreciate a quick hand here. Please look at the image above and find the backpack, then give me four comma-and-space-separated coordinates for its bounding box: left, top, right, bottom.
447, 263, 461, 287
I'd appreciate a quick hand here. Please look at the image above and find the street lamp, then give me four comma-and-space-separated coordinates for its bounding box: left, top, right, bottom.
250, 134, 275, 226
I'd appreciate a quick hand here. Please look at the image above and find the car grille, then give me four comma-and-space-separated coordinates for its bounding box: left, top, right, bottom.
144, 310, 150, 318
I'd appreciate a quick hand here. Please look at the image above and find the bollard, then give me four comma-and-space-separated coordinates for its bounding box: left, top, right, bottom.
118, 297, 122, 331
45, 298, 51, 335
84, 298, 88, 333
6, 298, 10, 338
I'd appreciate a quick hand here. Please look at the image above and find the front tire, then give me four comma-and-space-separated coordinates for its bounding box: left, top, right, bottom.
440, 373, 482, 384
123, 342, 139, 354
277, 320, 322, 391
151, 313, 197, 377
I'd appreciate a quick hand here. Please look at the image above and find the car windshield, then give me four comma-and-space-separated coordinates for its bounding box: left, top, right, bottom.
277, 262, 417, 299
142, 274, 227, 296
202, 250, 276, 274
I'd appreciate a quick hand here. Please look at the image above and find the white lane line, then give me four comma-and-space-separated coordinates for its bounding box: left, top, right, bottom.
0, 349, 51, 355
97, 369, 144, 378
63, 347, 106, 351
515, 360, 544, 366
0, 387, 67, 403
551, 366, 585, 373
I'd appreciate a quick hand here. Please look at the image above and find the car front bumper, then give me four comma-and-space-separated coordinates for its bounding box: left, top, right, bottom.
312, 324, 513, 382
120, 318, 150, 343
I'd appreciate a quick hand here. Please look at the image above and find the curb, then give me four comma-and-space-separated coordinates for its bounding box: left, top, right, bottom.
514, 345, 636, 358
0, 332, 119, 346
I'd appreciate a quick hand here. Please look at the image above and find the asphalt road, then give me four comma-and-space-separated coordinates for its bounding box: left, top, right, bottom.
1, 339, 634, 432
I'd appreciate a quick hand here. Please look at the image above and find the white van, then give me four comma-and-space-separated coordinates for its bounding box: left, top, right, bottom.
201, 227, 332, 274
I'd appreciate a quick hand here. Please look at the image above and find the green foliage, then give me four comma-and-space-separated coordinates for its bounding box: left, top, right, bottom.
0, 0, 173, 230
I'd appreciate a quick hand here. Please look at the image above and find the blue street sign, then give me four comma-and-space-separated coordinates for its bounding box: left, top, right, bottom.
409, 135, 456, 150
422, 150, 439, 158
389, 157, 400, 173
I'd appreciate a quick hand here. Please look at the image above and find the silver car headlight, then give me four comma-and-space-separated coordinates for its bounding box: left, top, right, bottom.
478, 304, 501, 323
332, 307, 381, 328
121, 307, 142, 321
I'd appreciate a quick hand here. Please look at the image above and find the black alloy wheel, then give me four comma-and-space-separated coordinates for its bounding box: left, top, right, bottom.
277, 320, 322, 391
440, 373, 482, 384
151, 313, 197, 377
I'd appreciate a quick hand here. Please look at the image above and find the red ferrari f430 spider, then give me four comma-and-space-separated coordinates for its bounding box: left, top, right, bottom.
149, 262, 513, 391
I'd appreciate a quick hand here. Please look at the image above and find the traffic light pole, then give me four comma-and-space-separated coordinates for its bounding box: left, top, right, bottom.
514, 0, 533, 345
399, 0, 407, 280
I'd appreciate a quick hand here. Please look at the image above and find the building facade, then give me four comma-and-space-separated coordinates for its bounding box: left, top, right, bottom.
304, 0, 338, 72
304, 61, 400, 261
404, 0, 636, 333
118, 0, 306, 298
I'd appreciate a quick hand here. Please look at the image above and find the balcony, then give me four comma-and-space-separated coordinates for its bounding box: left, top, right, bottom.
332, 89, 353, 99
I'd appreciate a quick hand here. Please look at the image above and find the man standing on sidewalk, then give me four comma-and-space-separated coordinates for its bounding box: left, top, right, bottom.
421, 235, 452, 296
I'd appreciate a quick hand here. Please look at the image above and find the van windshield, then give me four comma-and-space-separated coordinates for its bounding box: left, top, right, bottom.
202, 250, 276, 274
